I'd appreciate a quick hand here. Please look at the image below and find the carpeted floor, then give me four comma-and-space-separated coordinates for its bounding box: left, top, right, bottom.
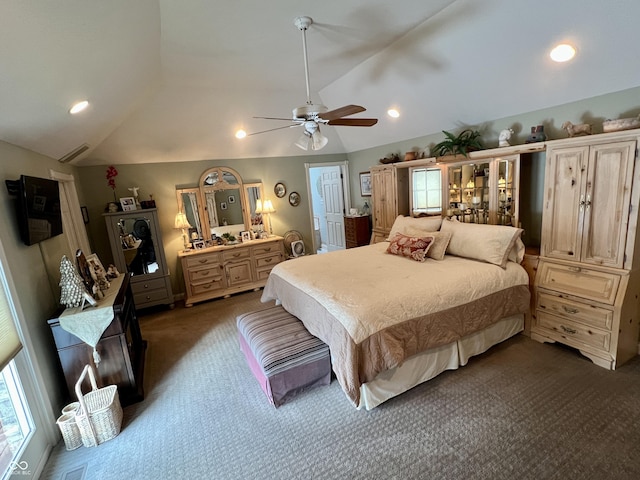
40, 290, 640, 480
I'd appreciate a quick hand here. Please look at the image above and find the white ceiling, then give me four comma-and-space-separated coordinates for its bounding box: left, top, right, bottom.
1, 0, 639, 166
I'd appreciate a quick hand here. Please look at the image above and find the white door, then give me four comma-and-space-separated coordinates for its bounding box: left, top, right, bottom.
322, 167, 346, 251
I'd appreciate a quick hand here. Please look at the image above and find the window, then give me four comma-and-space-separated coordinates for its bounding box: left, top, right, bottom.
412, 167, 442, 215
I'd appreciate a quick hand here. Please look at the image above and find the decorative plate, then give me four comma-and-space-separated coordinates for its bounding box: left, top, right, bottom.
274, 182, 286, 198
289, 191, 301, 207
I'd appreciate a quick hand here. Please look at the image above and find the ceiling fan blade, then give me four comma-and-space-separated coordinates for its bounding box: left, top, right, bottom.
246, 124, 301, 136
317, 104, 366, 121
327, 118, 378, 127
253, 116, 304, 122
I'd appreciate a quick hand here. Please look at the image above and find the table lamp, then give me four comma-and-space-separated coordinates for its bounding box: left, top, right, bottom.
174, 212, 192, 251
262, 199, 276, 236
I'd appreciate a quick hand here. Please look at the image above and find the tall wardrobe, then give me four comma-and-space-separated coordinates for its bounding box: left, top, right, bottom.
532, 129, 640, 369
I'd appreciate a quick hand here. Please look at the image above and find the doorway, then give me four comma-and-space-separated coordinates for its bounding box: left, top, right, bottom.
305, 162, 351, 254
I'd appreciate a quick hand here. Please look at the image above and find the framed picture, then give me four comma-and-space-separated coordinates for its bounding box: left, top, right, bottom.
220, 201, 227, 210
228, 195, 236, 204
120, 197, 137, 211
192, 240, 205, 250
360, 172, 372, 197
85, 253, 107, 280
241, 231, 251, 242
289, 191, 301, 207
274, 182, 286, 198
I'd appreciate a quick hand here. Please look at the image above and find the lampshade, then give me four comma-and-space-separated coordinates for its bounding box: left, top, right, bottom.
262, 199, 276, 214
254, 198, 263, 214
174, 212, 192, 230
295, 122, 328, 151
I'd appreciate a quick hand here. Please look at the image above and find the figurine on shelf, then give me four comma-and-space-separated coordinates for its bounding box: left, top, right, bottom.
561, 121, 592, 137
498, 128, 514, 147
526, 125, 547, 143
106, 264, 120, 279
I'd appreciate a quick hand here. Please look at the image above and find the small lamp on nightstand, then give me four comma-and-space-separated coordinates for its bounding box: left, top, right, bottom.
262, 199, 276, 236
174, 212, 192, 251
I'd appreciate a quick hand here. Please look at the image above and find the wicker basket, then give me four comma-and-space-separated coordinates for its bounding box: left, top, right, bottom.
56, 412, 82, 450
74, 364, 123, 448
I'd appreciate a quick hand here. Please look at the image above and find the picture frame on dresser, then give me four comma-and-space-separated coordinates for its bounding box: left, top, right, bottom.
360, 171, 372, 196
120, 197, 136, 211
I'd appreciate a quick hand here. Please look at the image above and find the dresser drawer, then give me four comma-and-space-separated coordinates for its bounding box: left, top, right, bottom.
251, 243, 280, 256
223, 248, 250, 261
255, 253, 281, 269
537, 261, 620, 305
191, 277, 225, 295
134, 288, 171, 308
536, 292, 613, 331
534, 311, 611, 353
184, 252, 221, 268
131, 277, 168, 295
189, 265, 223, 283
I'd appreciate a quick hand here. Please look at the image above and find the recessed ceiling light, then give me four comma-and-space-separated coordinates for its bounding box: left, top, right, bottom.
550, 44, 576, 62
69, 100, 89, 114
235, 129, 247, 139
387, 108, 400, 118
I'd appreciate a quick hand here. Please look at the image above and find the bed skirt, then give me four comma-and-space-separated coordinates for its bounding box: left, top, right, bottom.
358, 314, 524, 410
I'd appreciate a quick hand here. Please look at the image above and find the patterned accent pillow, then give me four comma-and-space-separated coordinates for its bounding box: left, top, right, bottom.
386, 233, 434, 262
404, 228, 452, 261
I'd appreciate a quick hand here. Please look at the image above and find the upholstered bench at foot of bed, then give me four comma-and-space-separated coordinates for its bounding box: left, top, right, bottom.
236, 305, 331, 407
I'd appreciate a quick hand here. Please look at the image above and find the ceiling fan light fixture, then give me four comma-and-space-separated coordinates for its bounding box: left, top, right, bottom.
311, 129, 328, 150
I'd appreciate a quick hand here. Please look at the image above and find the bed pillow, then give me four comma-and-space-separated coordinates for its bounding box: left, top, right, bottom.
508, 237, 526, 264
404, 227, 452, 261
440, 218, 523, 268
386, 233, 434, 262
386, 215, 443, 241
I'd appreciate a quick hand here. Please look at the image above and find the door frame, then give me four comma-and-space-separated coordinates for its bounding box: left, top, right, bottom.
305, 161, 351, 254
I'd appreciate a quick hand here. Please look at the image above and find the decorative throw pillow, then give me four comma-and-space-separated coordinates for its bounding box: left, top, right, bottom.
440, 218, 523, 268
404, 227, 452, 261
386, 215, 443, 241
386, 233, 434, 262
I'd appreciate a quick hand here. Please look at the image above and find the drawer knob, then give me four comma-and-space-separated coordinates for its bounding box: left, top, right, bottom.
233, 253, 240, 257
199, 259, 208, 264
561, 325, 577, 335
264, 258, 272, 263
568, 266, 582, 273
562, 306, 579, 314
201, 270, 210, 276
143, 284, 149, 289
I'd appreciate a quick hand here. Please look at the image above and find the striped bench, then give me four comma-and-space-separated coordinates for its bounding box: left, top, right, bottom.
236, 305, 331, 407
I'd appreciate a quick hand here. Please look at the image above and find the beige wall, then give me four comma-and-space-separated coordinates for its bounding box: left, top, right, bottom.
0, 142, 78, 418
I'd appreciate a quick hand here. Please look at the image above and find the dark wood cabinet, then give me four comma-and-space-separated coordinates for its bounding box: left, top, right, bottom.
48, 275, 146, 407
344, 215, 371, 248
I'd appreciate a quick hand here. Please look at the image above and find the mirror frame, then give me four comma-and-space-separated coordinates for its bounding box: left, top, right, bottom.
176, 167, 270, 245
175, 187, 206, 243
243, 182, 269, 236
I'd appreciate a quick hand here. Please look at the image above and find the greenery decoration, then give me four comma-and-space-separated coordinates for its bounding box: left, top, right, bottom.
432, 129, 484, 157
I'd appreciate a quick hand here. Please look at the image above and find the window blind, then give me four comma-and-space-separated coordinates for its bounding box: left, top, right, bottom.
0, 275, 22, 371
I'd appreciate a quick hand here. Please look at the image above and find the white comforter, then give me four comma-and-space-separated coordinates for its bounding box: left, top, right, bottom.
262, 242, 529, 344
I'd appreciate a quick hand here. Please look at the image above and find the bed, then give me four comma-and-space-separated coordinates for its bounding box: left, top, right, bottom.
261, 216, 531, 409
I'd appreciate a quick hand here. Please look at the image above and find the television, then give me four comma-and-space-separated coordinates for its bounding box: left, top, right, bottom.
5, 175, 63, 246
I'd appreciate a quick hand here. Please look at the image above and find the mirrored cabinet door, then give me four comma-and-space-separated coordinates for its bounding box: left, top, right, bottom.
104, 208, 174, 309
445, 154, 520, 226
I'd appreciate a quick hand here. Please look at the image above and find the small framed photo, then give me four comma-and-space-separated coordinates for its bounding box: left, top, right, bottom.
228, 195, 236, 204
220, 201, 227, 210
241, 231, 251, 242
120, 197, 137, 211
86, 253, 107, 280
360, 172, 372, 197
192, 240, 205, 250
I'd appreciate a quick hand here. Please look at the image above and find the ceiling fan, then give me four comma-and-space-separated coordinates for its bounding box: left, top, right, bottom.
247, 16, 378, 151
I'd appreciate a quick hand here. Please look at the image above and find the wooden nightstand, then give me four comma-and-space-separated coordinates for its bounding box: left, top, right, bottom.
344, 215, 371, 248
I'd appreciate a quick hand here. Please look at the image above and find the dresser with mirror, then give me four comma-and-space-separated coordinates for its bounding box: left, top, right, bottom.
176, 166, 284, 307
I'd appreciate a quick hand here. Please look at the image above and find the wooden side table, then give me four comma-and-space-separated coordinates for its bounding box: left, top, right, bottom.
344, 215, 371, 248
48, 275, 146, 406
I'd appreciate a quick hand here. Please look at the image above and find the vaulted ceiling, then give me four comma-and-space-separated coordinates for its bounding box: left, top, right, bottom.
1, 0, 639, 166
